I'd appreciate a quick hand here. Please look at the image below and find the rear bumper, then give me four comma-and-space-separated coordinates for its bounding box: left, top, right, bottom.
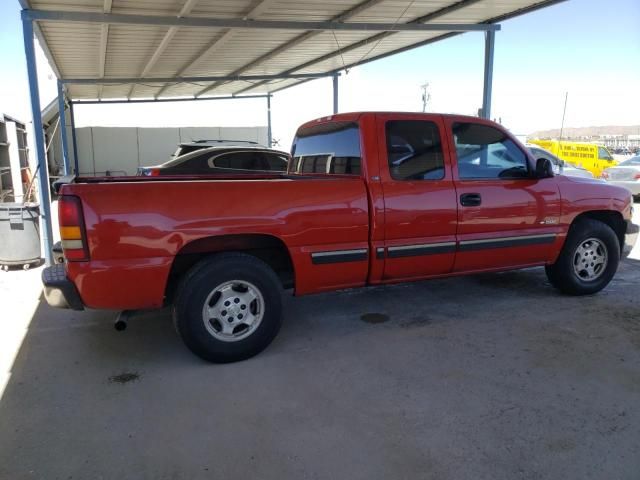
623, 219, 639, 258
42, 264, 84, 310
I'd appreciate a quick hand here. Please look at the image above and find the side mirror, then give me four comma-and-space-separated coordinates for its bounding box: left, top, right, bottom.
536, 158, 554, 179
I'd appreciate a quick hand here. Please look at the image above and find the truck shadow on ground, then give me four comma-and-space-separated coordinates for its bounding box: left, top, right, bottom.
1, 260, 639, 479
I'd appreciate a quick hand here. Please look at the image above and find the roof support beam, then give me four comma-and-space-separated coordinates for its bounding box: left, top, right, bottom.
25, 9, 500, 32
71, 94, 268, 105
154, 0, 276, 99
195, 0, 386, 97
244, 0, 567, 96
127, 0, 199, 99
61, 72, 334, 85
234, 0, 488, 95
153, 30, 235, 98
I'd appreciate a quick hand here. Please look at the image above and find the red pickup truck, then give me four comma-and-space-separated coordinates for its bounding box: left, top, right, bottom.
43, 112, 638, 363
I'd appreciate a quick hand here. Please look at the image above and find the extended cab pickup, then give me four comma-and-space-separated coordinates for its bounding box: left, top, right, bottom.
43, 112, 638, 362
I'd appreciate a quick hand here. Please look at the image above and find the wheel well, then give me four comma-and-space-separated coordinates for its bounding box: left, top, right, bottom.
572, 210, 625, 251
164, 234, 294, 305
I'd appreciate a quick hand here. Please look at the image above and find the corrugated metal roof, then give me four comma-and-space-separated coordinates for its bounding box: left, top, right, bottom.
21, 0, 564, 100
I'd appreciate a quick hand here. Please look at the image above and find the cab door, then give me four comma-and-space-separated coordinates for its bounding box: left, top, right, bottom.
378, 114, 458, 281
445, 118, 562, 272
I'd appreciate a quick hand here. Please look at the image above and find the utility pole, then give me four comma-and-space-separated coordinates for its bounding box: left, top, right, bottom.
421, 82, 430, 113
559, 92, 568, 142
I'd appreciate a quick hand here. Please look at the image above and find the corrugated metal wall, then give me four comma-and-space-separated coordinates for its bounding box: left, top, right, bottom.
47, 125, 268, 176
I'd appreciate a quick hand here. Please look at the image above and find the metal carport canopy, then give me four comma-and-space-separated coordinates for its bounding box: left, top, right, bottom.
19, 0, 565, 265
21, 0, 565, 100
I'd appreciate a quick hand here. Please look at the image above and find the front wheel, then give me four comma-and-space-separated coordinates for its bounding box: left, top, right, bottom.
173, 253, 283, 363
545, 218, 620, 295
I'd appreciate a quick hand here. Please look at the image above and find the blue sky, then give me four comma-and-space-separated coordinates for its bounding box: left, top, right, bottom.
0, 0, 639, 146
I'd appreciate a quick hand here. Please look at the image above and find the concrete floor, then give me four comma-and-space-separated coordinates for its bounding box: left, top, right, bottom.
1, 212, 639, 479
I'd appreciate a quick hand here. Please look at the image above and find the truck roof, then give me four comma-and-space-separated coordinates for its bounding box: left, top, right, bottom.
296, 111, 488, 131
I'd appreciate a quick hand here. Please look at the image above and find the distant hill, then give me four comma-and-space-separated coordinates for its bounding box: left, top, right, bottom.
529, 125, 640, 138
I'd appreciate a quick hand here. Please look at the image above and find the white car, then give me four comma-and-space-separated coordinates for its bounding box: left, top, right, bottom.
602, 155, 640, 198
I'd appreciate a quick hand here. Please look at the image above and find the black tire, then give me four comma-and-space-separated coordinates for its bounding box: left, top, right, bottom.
545, 218, 620, 295
173, 253, 283, 363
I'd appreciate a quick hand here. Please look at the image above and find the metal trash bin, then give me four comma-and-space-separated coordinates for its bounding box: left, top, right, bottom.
0, 203, 41, 270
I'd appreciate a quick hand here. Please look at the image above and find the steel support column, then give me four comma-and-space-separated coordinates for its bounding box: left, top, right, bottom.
57, 80, 70, 175
481, 30, 495, 120
266, 94, 272, 148
21, 13, 53, 265
68, 101, 79, 174
332, 73, 339, 114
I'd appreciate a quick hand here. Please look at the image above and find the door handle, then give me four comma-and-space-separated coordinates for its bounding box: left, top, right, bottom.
460, 193, 482, 207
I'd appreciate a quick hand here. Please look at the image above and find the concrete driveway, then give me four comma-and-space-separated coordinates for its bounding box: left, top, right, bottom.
1, 214, 639, 479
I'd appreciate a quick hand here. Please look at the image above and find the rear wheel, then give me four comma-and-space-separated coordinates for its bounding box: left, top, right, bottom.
173, 253, 283, 363
545, 218, 620, 295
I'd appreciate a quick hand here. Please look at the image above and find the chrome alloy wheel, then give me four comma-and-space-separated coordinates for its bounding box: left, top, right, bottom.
573, 238, 608, 281
202, 280, 265, 342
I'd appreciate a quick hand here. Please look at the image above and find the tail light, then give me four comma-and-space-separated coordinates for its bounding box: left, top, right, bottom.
58, 195, 89, 261
634, 173, 640, 180
140, 168, 160, 177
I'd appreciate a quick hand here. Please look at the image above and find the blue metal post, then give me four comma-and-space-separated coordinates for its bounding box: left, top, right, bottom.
21, 12, 54, 265
57, 80, 70, 175
481, 30, 495, 120
69, 101, 79, 174
267, 94, 272, 148
332, 73, 339, 114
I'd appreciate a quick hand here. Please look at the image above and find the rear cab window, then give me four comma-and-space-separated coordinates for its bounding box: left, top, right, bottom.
290, 121, 362, 176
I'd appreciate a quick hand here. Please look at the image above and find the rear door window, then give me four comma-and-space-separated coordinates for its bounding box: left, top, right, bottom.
291, 122, 362, 175
386, 120, 445, 180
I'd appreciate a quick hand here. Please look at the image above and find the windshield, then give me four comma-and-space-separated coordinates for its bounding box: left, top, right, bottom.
598, 146, 614, 161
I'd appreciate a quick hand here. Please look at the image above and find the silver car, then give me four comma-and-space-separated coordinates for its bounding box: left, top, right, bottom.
526, 145, 594, 179
602, 155, 640, 197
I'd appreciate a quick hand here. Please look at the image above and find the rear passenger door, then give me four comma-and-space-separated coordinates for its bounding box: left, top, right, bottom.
447, 118, 561, 272
378, 114, 458, 280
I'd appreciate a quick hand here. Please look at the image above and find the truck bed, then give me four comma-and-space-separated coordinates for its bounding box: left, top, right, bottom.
59, 175, 371, 309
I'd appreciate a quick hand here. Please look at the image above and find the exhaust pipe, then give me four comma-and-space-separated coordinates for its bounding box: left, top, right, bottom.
114, 310, 131, 331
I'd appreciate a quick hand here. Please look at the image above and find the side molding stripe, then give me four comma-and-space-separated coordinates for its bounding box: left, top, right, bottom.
387, 242, 456, 258
311, 249, 368, 265
458, 234, 556, 252
312, 234, 557, 264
